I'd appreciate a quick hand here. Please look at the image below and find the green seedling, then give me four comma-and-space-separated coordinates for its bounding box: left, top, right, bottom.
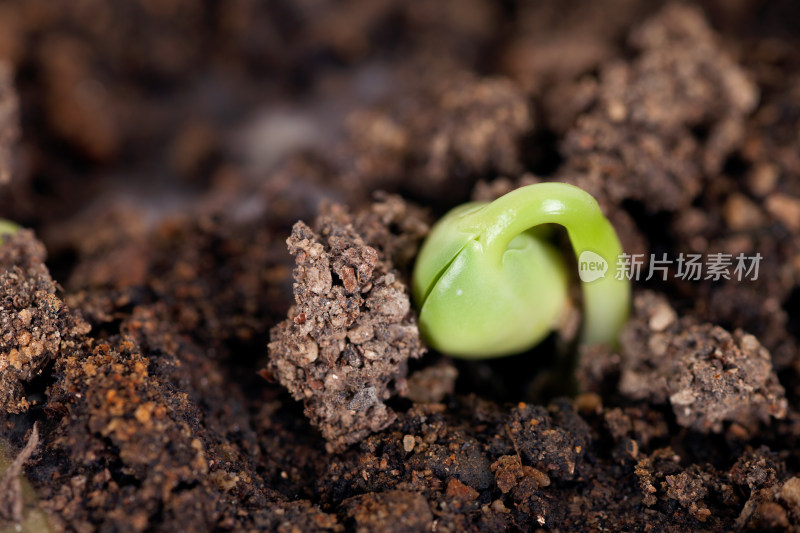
412, 183, 630, 358
0, 219, 19, 244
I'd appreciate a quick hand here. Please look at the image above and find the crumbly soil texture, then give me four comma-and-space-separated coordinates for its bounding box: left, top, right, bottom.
2, 1, 800, 532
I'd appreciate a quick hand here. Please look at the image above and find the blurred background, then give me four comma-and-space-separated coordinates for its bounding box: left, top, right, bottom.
1, 0, 798, 227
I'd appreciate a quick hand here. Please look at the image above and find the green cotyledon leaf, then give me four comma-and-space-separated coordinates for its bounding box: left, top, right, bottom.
0, 220, 19, 244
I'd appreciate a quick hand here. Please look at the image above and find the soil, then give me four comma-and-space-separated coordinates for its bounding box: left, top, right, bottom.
1, 1, 800, 531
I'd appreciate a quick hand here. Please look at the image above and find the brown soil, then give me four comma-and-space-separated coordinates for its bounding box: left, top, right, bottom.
2, 1, 800, 531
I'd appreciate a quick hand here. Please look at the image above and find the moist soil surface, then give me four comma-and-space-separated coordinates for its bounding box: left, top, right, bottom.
2, 1, 800, 531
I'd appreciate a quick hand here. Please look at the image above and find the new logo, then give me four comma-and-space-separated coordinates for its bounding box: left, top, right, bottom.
578, 250, 608, 282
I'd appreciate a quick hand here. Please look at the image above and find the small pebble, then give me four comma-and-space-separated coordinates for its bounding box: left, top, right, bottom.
649, 303, 677, 332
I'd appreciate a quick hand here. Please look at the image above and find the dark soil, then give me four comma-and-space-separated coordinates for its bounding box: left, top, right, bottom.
2, 1, 800, 531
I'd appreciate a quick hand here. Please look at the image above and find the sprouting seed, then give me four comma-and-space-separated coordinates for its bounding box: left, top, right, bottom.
412, 183, 630, 358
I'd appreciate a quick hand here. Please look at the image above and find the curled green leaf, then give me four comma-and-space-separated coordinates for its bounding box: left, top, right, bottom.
412, 183, 630, 358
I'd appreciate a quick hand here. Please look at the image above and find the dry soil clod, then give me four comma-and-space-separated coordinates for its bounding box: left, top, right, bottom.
267, 201, 426, 452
